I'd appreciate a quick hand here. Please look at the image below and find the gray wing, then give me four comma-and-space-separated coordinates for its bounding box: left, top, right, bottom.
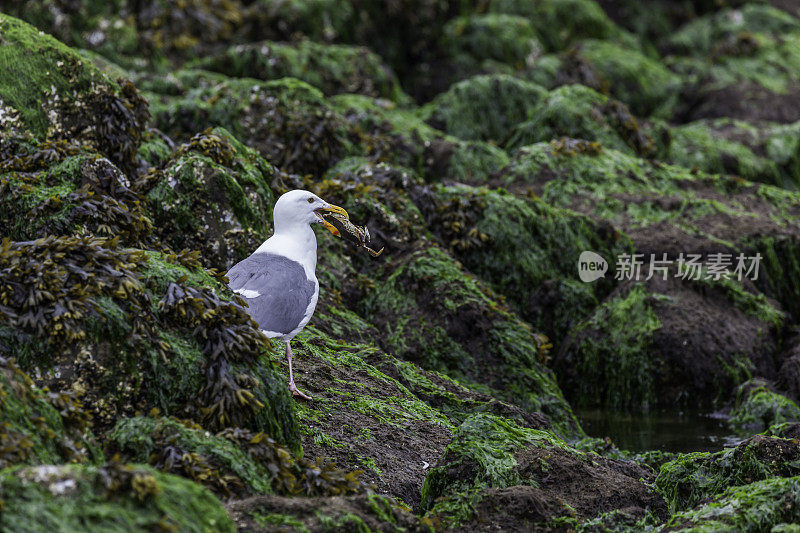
227, 253, 316, 335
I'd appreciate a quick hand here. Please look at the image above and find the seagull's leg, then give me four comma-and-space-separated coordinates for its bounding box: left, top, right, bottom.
286, 341, 312, 400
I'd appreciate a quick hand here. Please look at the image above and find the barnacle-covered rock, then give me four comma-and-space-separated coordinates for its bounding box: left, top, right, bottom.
0, 462, 234, 532
137, 127, 275, 270
655, 434, 800, 514
359, 245, 581, 438
0, 236, 299, 448
0, 355, 98, 469
190, 40, 408, 102
0, 140, 154, 246
421, 413, 666, 528
110, 416, 364, 499
0, 14, 149, 176
419, 74, 547, 143
505, 84, 657, 155
150, 76, 357, 176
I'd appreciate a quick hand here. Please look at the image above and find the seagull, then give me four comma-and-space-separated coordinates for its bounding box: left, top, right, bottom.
226, 189, 347, 400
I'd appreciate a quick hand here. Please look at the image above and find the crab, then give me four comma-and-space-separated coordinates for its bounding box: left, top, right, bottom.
321, 211, 384, 257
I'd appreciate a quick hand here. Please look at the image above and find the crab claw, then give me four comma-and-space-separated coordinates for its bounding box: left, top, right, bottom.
314, 204, 348, 236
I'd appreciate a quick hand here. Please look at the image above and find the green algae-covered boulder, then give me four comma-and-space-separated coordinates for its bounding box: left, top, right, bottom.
665, 4, 800, 57
419, 185, 628, 340
0, 14, 148, 176
440, 14, 542, 79
360, 246, 580, 437
0, 463, 234, 532
730, 380, 800, 432
659, 476, 800, 532
555, 277, 783, 410
139, 127, 275, 270
150, 76, 356, 176
488, 0, 635, 52
190, 40, 408, 102
0, 236, 299, 449
655, 434, 800, 514
420, 74, 547, 143
664, 119, 783, 186
505, 85, 656, 156
0, 356, 99, 469
572, 39, 682, 118
330, 94, 510, 183
109, 416, 363, 499
421, 413, 665, 527
0, 142, 153, 246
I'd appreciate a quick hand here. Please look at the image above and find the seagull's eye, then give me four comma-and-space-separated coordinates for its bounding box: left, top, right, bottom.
307, 197, 315, 204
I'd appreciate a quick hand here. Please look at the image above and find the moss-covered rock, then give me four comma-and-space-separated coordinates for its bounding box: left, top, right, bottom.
655, 434, 800, 513
571, 39, 683, 118
0, 355, 99, 469
359, 245, 580, 437
505, 85, 656, 156
137, 127, 275, 270
422, 413, 665, 528
0, 142, 154, 246
150, 76, 357, 176
439, 13, 542, 80
0, 462, 235, 532
0, 14, 149, 175
189, 40, 408, 102
555, 276, 783, 410
730, 380, 800, 432
418, 185, 628, 340
659, 475, 800, 532
110, 416, 363, 499
419, 74, 547, 143
0, 236, 299, 448
488, 0, 636, 52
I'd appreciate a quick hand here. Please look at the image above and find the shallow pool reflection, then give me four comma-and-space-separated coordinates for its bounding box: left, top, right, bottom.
576, 408, 744, 453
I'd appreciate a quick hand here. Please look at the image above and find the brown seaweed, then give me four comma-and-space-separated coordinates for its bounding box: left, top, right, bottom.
322, 211, 384, 257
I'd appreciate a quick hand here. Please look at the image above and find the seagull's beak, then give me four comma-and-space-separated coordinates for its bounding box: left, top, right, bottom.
314, 204, 348, 236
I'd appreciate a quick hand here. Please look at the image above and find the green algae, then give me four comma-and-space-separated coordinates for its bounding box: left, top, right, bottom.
730, 382, 800, 432
0, 463, 235, 533
419, 74, 547, 143
190, 40, 408, 102
561, 284, 661, 409
660, 475, 800, 532
655, 435, 800, 514
420, 413, 570, 511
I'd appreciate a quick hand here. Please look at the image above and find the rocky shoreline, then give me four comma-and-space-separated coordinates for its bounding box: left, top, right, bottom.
1, 1, 800, 531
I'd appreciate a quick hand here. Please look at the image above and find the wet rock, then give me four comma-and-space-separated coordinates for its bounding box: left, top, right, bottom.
0, 463, 235, 532
730, 379, 800, 432
422, 413, 666, 528
0, 14, 149, 176
656, 434, 800, 513
419, 74, 547, 143
226, 492, 432, 532
190, 40, 408, 102
137, 127, 275, 270
555, 277, 783, 410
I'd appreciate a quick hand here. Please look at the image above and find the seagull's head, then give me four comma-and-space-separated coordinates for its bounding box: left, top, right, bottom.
273, 189, 348, 235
